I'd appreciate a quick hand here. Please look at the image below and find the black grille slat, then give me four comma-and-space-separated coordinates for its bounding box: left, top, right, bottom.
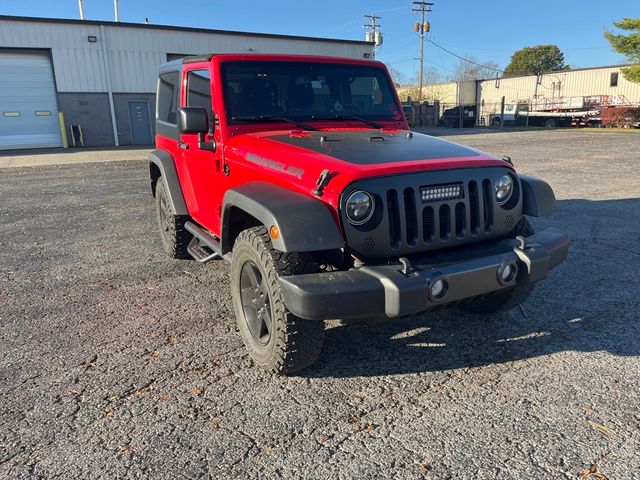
403, 188, 418, 246
387, 190, 401, 249
482, 179, 494, 233
455, 202, 466, 238
439, 204, 451, 241
468, 180, 480, 235
422, 206, 435, 243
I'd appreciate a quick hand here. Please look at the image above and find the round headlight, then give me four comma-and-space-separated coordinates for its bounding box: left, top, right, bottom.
345, 191, 374, 225
495, 175, 513, 204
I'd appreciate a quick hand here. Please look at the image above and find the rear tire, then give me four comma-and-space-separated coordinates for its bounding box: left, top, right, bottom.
231, 227, 324, 374
155, 178, 192, 259
460, 218, 536, 315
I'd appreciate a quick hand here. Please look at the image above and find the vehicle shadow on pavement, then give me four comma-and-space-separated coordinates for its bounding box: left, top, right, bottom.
302, 198, 640, 378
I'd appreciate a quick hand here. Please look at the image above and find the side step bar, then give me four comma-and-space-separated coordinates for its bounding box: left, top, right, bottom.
184, 221, 231, 263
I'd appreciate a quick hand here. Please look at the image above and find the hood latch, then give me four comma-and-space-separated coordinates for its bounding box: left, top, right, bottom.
312, 169, 335, 197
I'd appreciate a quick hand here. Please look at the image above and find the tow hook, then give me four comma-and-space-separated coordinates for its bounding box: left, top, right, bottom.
513, 235, 531, 274
398, 257, 415, 276
312, 169, 335, 197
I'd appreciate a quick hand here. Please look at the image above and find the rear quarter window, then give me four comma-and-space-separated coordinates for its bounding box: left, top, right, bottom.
157, 71, 180, 124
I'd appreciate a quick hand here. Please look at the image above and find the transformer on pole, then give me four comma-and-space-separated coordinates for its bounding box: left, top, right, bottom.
363, 14, 382, 58
412, 1, 434, 102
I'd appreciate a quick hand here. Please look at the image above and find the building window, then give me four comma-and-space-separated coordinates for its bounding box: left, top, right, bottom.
157, 71, 180, 124
610, 72, 619, 87
186, 69, 213, 120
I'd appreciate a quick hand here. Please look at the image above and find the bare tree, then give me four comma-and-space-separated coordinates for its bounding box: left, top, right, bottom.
450, 56, 500, 81
387, 66, 409, 88
422, 66, 446, 85
396, 67, 449, 103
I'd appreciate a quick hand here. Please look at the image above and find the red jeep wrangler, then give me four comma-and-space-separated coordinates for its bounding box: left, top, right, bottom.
149, 54, 569, 374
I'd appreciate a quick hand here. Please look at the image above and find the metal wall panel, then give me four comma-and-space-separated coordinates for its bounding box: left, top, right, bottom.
478, 66, 640, 114
0, 19, 372, 93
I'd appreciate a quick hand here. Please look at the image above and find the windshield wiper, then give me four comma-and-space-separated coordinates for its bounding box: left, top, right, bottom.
310, 114, 383, 129
231, 115, 316, 131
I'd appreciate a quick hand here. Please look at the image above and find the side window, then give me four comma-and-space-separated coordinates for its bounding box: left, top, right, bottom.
187, 69, 213, 120
157, 71, 180, 124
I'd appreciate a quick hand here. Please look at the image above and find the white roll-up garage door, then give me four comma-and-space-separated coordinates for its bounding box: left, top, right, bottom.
0, 51, 63, 150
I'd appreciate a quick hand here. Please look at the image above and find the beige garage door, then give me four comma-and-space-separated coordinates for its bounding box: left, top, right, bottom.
0, 50, 63, 150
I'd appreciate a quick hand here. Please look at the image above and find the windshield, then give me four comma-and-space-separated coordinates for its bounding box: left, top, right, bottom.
222, 61, 402, 124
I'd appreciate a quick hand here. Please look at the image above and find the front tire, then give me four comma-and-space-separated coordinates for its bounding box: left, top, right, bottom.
230, 227, 324, 374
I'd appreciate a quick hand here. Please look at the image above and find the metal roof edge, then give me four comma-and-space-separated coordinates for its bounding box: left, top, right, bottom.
0, 15, 374, 46
480, 63, 636, 81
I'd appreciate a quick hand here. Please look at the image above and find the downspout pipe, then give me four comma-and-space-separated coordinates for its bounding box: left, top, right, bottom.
99, 25, 120, 147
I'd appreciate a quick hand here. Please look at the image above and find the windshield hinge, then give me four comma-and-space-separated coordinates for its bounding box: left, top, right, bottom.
312, 169, 335, 197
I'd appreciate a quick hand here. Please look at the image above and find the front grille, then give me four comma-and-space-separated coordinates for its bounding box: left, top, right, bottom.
341, 167, 521, 259
385, 178, 496, 251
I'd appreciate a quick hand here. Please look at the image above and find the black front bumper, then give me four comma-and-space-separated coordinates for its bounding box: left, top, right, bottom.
279, 228, 569, 320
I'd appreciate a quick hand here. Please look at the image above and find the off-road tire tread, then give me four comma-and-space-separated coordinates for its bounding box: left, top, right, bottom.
233, 227, 324, 374
155, 178, 191, 259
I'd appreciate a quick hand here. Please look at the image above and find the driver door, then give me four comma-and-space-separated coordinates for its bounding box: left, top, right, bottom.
179, 66, 224, 233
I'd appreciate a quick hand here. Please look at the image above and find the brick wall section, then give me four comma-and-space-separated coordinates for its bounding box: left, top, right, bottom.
56, 93, 157, 147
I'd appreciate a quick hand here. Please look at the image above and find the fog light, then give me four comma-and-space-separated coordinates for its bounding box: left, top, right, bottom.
503, 264, 514, 280
497, 262, 518, 285
430, 278, 448, 299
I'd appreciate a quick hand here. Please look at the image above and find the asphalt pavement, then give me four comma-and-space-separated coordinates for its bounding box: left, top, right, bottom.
1, 129, 639, 479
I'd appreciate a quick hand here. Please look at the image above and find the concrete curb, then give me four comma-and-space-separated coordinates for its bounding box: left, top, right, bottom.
0, 148, 151, 169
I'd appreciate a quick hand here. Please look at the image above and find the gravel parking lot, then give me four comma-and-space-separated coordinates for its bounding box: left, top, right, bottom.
1, 129, 639, 479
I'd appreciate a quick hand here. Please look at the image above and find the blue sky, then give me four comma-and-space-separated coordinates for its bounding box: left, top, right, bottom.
2, 1, 637, 80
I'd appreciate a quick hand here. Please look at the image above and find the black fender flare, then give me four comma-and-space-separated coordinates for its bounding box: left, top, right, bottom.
221, 182, 344, 254
519, 175, 557, 217
148, 149, 188, 215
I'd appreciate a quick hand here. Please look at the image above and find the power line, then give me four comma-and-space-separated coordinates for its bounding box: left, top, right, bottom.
426, 37, 504, 74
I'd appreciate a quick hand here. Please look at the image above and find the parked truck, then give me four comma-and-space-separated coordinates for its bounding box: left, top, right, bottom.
149, 53, 569, 374
489, 95, 618, 128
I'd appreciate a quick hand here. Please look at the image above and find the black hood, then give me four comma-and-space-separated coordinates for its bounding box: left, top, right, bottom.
268, 130, 482, 165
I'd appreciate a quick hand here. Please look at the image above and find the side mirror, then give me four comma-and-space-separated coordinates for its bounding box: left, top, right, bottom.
178, 107, 209, 134
178, 107, 216, 152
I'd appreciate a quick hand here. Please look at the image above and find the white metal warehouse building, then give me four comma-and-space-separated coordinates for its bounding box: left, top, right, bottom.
399, 64, 640, 126
0, 15, 373, 150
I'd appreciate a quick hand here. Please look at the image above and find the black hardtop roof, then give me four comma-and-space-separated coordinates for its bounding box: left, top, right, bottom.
159, 53, 380, 71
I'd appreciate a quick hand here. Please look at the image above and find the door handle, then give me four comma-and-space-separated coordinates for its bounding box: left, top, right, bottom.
177, 141, 189, 150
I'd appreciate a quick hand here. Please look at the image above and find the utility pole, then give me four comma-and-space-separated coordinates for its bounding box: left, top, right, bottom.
412, 1, 433, 101
363, 14, 383, 58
